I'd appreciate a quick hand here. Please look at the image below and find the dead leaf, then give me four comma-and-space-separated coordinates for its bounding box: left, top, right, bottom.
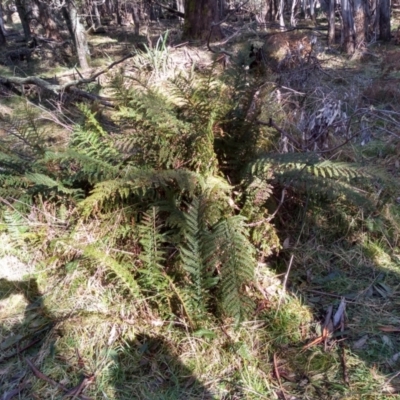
333, 298, 346, 327
353, 335, 368, 349
107, 324, 118, 346
378, 326, 400, 333
283, 237, 291, 249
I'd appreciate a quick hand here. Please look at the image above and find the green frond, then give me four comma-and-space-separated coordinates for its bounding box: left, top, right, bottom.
83, 245, 140, 296
45, 150, 119, 184
0, 104, 47, 158
79, 169, 203, 217
179, 197, 218, 320
206, 216, 256, 324
248, 152, 393, 210
138, 207, 170, 302
25, 172, 82, 197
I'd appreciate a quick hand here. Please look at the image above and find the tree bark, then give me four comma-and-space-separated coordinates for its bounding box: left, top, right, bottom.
0, 0, 7, 45
183, 0, 222, 41
15, 0, 31, 40
32, 0, 61, 40
132, 3, 140, 35
379, 0, 391, 41
353, 0, 367, 47
328, 0, 335, 45
341, 0, 355, 53
62, 0, 90, 70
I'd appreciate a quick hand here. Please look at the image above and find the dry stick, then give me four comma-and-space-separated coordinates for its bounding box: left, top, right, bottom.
275, 254, 294, 314
258, 118, 302, 149
245, 188, 286, 227
273, 353, 288, 400
0, 337, 42, 363
25, 358, 93, 400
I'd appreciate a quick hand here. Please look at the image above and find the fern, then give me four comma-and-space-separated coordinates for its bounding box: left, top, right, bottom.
25, 172, 82, 198
138, 207, 171, 309
206, 216, 256, 324
0, 104, 47, 159
178, 197, 218, 320
78, 169, 202, 217
247, 152, 392, 209
83, 245, 140, 296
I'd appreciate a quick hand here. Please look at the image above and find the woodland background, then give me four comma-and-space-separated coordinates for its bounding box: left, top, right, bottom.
1, 0, 400, 399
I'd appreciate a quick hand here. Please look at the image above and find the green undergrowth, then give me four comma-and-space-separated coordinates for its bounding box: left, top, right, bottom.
1, 30, 400, 399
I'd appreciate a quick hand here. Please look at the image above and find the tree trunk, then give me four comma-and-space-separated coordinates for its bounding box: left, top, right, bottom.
93, 2, 102, 27
290, 0, 298, 27
183, 0, 222, 41
132, 4, 140, 34
353, 0, 367, 47
15, 0, 31, 40
256, 2, 268, 30
63, 0, 90, 70
278, 0, 286, 28
115, 0, 122, 25
0, 1, 7, 45
328, 0, 335, 45
341, 0, 355, 53
33, 0, 61, 40
176, 0, 185, 20
309, 0, 316, 22
379, 0, 391, 41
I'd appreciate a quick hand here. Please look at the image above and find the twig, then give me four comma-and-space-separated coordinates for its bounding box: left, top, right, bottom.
25, 358, 93, 400
245, 188, 286, 227
258, 118, 302, 148
276, 254, 294, 313
62, 375, 95, 399
273, 353, 288, 400
340, 344, 349, 385
0, 337, 42, 362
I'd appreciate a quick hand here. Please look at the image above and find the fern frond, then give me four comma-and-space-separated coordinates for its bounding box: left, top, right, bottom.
206, 216, 256, 323
138, 207, 170, 301
83, 245, 140, 296
25, 173, 82, 197
79, 169, 203, 217
179, 197, 217, 319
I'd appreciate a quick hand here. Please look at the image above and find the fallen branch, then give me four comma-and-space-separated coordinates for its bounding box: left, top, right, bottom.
0, 53, 135, 106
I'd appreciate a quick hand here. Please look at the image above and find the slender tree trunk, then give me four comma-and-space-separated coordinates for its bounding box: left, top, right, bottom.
115, 0, 122, 25
256, 2, 268, 30
15, 0, 31, 40
132, 3, 140, 34
291, 0, 298, 26
92, 2, 102, 27
183, 0, 222, 41
0, 1, 7, 45
278, 0, 286, 28
341, 0, 355, 53
63, 0, 90, 69
309, 0, 316, 22
328, 0, 336, 45
353, 0, 367, 47
176, 0, 185, 20
379, 0, 391, 41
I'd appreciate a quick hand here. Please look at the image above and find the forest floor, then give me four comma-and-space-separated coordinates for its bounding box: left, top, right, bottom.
1, 14, 400, 400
